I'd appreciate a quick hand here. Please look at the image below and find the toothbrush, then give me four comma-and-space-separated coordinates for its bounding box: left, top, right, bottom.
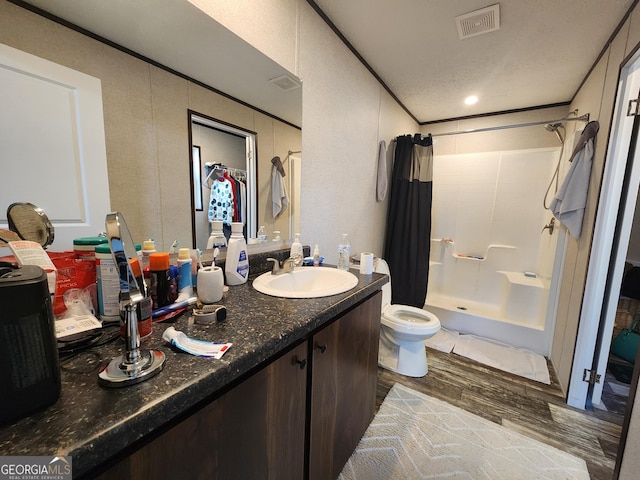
151, 296, 197, 319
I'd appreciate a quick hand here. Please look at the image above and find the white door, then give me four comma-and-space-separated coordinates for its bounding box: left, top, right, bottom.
0, 43, 111, 251
567, 51, 640, 408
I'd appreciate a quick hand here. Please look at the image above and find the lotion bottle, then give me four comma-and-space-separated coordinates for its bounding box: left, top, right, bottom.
290, 233, 303, 263
225, 222, 249, 285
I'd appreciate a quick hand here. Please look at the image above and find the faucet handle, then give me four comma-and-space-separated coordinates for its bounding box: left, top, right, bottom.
541, 217, 556, 235
267, 257, 280, 274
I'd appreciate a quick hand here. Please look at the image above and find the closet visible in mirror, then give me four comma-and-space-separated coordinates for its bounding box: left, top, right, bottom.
189, 111, 257, 250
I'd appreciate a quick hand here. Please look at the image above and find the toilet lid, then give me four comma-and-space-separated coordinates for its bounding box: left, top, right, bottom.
382, 304, 440, 334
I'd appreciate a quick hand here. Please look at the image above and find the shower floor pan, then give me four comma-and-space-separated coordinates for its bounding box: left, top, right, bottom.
425, 293, 549, 356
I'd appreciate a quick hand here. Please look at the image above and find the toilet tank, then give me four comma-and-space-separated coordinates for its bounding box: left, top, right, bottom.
375, 259, 392, 307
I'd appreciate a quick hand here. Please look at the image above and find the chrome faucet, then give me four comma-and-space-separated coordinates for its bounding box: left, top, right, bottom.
267, 256, 301, 275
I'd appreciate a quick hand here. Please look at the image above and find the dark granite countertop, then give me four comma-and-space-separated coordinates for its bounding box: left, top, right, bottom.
0, 249, 387, 478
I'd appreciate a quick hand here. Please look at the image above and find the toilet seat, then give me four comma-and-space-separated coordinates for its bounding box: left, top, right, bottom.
382, 304, 440, 336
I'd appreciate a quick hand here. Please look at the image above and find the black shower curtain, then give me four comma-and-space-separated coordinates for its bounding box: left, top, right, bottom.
383, 134, 433, 307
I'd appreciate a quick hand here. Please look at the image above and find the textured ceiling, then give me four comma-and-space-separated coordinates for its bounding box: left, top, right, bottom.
313, 0, 635, 123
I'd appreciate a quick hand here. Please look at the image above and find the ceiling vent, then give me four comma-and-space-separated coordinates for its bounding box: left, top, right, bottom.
455, 4, 500, 40
269, 74, 302, 92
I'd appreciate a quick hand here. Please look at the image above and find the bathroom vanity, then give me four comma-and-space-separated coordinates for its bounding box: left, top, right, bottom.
0, 256, 386, 480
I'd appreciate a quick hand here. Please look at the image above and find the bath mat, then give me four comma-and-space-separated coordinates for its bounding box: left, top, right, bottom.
339, 383, 589, 480
453, 334, 551, 384
424, 327, 459, 353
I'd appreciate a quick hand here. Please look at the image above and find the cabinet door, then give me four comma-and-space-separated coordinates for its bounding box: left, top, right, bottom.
309, 292, 382, 480
96, 341, 308, 480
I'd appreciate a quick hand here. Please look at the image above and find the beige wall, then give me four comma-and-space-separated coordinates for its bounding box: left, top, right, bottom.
202, 0, 419, 263
0, 1, 300, 251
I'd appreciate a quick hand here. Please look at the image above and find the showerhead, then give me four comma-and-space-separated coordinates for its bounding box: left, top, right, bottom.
544, 123, 564, 144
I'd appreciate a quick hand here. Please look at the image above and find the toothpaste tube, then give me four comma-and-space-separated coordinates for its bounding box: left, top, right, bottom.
162, 326, 232, 359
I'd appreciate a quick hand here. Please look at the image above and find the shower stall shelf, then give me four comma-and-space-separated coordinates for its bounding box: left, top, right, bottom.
434, 239, 516, 262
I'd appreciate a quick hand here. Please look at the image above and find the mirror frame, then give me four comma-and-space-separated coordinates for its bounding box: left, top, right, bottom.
188, 110, 258, 249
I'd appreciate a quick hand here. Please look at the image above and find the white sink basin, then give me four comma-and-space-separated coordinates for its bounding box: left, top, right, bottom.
252, 267, 359, 298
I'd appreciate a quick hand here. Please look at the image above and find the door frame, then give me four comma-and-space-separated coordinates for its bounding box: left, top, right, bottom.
567, 50, 640, 408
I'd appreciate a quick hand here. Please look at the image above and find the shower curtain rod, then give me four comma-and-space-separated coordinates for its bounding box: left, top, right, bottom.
428, 113, 591, 138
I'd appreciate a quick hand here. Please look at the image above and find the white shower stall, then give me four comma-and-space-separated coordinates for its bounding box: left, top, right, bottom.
426, 147, 564, 356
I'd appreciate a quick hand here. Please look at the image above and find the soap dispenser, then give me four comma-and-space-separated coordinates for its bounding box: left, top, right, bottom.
290, 233, 303, 263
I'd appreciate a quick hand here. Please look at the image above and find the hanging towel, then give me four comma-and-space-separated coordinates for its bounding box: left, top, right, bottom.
550, 121, 599, 239
271, 155, 286, 177
272, 164, 288, 217
376, 140, 388, 202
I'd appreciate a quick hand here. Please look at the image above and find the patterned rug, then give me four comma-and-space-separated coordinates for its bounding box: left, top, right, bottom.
339, 383, 589, 480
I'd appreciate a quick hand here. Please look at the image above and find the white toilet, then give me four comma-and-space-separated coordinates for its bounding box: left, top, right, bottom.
376, 259, 441, 377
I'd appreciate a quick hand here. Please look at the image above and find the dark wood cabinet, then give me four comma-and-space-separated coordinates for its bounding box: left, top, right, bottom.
95, 291, 381, 480
97, 341, 308, 480
309, 290, 381, 480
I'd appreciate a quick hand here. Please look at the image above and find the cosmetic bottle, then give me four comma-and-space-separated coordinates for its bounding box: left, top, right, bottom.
177, 248, 193, 300
290, 233, 303, 263
149, 252, 171, 308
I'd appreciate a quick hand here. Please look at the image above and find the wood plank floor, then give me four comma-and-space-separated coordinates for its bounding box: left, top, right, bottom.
376, 347, 625, 480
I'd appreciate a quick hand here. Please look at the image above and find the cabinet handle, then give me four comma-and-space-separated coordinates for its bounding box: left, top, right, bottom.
316, 344, 327, 354
295, 357, 306, 370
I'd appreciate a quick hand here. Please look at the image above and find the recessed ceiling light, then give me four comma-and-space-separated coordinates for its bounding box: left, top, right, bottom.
464, 95, 478, 105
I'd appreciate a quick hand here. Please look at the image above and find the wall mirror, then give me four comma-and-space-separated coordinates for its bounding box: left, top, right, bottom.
190, 111, 257, 249
11, 0, 302, 251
